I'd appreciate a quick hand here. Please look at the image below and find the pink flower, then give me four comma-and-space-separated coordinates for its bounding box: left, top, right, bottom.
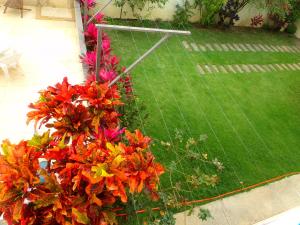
80, 51, 96, 70
94, 13, 104, 23
80, 0, 96, 9
85, 23, 98, 41
99, 69, 117, 82
104, 128, 125, 142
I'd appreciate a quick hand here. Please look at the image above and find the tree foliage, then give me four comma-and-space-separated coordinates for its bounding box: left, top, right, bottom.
194, 0, 227, 25
113, 0, 168, 19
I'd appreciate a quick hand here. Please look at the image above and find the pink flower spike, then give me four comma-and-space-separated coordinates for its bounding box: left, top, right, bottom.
104, 128, 126, 142
99, 69, 117, 82
95, 13, 105, 23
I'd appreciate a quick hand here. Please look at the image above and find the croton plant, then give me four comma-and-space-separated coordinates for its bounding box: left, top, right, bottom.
0, 2, 164, 225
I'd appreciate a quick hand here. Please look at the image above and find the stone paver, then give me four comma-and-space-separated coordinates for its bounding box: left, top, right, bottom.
253, 44, 262, 51
292, 63, 300, 70
226, 65, 237, 74
254, 64, 266, 72
233, 44, 242, 51
198, 44, 207, 52
211, 65, 220, 73
221, 44, 229, 51
219, 65, 229, 73
213, 44, 223, 51
238, 44, 249, 52
248, 64, 258, 72
286, 64, 297, 71
227, 43, 237, 51
190, 42, 199, 52
276, 46, 285, 52
281, 64, 290, 70
267, 64, 277, 71
274, 64, 284, 71
286, 46, 296, 53
292, 46, 300, 52
241, 64, 251, 73
270, 45, 280, 52
264, 45, 274, 52
182, 41, 191, 51
205, 44, 215, 51
258, 44, 268, 52
197, 65, 206, 75
281, 46, 290, 52
246, 44, 256, 52
234, 65, 244, 73
175, 175, 300, 225
262, 65, 271, 72
204, 65, 214, 73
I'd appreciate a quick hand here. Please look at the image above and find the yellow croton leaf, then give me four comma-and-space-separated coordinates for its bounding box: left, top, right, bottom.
111, 155, 125, 169
91, 163, 114, 178
106, 142, 121, 156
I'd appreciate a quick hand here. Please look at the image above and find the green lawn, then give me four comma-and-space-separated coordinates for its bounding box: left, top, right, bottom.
106, 20, 300, 221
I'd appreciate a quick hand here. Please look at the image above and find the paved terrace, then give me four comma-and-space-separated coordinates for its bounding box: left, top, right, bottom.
0, 5, 84, 143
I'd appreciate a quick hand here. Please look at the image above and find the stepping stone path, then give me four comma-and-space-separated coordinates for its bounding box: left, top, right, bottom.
196, 63, 300, 75
183, 41, 300, 53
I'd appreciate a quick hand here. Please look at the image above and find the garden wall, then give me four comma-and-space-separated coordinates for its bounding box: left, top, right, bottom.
94, 1, 266, 27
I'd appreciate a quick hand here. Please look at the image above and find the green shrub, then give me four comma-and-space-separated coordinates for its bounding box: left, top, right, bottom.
286, 23, 297, 34
173, 1, 194, 29
113, 0, 168, 19
194, 0, 226, 26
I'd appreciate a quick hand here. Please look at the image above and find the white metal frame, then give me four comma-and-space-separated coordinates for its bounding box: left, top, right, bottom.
95, 24, 191, 86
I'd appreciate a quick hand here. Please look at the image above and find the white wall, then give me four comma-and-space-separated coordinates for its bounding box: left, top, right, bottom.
235, 4, 267, 27
95, 1, 269, 26
94, 0, 200, 22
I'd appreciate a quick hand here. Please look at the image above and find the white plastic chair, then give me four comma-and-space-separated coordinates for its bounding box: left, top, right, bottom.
0, 48, 21, 78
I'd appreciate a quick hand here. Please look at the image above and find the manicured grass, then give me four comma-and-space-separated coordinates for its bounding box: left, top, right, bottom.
106, 20, 300, 221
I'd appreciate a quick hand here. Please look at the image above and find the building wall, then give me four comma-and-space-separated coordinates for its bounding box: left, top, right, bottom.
93, 0, 200, 22
94, 1, 266, 26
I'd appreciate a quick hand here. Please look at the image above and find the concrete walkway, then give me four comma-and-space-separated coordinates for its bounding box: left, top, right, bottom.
0, 6, 84, 143
175, 174, 300, 225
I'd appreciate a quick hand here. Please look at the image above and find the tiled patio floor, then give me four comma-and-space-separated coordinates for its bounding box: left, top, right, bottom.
0, 5, 84, 143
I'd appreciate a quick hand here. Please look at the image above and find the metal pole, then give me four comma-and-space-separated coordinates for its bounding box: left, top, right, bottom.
83, 0, 88, 30
109, 34, 170, 87
95, 28, 102, 81
87, 0, 113, 25
96, 24, 191, 36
